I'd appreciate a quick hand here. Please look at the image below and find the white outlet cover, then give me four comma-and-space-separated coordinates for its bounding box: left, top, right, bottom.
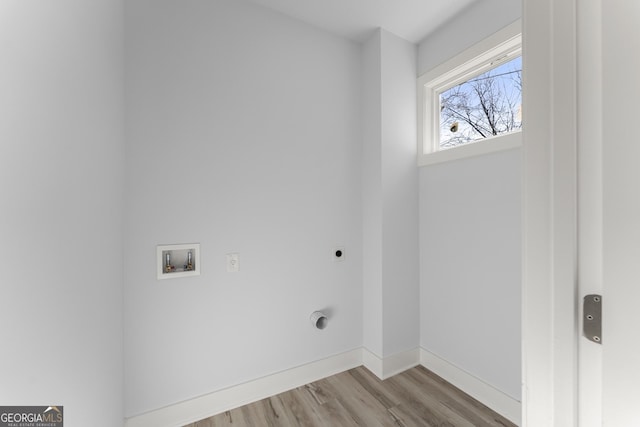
227, 253, 239, 272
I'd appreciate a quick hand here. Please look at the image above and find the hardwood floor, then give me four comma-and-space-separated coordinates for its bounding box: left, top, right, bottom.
184, 365, 516, 427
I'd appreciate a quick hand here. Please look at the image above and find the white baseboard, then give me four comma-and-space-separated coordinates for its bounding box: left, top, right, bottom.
419, 348, 521, 426
124, 348, 362, 427
361, 348, 383, 378
362, 348, 420, 380
125, 347, 519, 427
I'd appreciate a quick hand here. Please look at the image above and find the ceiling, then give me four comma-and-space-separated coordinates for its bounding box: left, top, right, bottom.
245, 0, 481, 44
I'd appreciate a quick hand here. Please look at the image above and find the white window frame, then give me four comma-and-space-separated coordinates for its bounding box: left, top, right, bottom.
417, 20, 522, 167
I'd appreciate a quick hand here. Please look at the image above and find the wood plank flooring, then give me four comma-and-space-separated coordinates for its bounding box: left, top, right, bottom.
184, 365, 516, 427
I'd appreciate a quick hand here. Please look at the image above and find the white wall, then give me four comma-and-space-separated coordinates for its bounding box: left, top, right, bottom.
380, 31, 420, 357
362, 29, 419, 362
419, 150, 521, 399
0, 1, 124, 426
362, 31, 384, 357
124, 0, 363, 417
418, 0, 522, 75
417, 1, 522, 401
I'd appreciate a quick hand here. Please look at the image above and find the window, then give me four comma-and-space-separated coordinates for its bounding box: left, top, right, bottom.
439, 55, 522, 149
418, 21, 522, 166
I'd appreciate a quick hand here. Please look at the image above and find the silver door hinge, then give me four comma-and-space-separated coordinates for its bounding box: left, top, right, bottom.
583, 294, 602, 344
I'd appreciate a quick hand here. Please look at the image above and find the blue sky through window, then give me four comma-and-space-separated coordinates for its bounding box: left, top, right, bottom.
439, 56, 522, 149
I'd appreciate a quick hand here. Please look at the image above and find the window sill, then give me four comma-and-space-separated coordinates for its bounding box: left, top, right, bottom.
417, 132, 522, 167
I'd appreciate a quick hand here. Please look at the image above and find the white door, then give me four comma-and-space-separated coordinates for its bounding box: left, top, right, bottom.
599, 1, 640, 425
578, 1, 640, 426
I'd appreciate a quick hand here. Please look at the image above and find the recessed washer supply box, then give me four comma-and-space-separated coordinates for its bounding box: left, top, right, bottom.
157, 243, 200, 280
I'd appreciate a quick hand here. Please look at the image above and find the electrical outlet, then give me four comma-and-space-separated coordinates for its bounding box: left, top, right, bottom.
227, 253, 239, 272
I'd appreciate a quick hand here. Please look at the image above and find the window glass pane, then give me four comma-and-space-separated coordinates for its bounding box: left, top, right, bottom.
439, 56, 522, 149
